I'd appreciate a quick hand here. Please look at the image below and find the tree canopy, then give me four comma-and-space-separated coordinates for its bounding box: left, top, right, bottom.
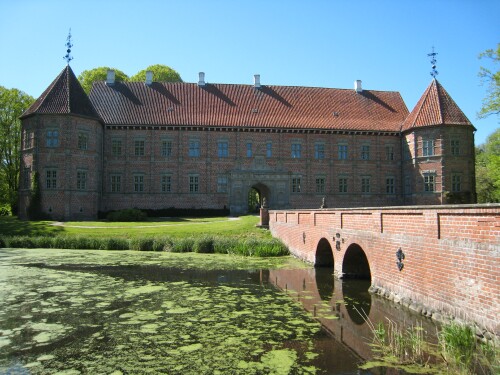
0, 86, 34, 213
78, 67, 129, 94
77, 65, 183, 94
478, 43, 500, 121
476, 128, 500, 203
130, 64, 183, 83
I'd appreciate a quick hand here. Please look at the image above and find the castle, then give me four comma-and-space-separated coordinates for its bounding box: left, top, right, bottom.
18, 66, 475, 220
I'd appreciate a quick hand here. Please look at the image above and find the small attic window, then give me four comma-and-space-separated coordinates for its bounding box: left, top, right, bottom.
251, 108, 258, 113
333, 112, 340, 117
167, 107, 174, 112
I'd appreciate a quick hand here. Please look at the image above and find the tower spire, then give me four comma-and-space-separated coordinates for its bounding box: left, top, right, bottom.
64, 28, 73, 64
428, 46, 438, 79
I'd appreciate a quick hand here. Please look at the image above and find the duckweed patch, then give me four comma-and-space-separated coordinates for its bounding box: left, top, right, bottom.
1, 248, 361, 374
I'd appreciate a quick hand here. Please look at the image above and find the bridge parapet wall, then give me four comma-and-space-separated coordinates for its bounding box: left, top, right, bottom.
269, 204, 500, 335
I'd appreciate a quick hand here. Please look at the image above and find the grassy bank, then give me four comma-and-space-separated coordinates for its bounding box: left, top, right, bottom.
0, 216, 267, 238
0, 216, 288, 257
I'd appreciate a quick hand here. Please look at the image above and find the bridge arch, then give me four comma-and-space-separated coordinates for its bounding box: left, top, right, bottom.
342, 243, 371, 280
314, 238, 334, 267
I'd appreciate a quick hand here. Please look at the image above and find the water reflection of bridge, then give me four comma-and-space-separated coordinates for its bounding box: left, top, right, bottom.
269, 267, 439, 361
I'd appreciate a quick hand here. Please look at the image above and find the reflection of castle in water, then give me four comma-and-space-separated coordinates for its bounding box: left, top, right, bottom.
269, 268, 439, 361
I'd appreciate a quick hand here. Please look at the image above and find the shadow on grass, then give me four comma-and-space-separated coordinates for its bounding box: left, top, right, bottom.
0, 216, 63, 236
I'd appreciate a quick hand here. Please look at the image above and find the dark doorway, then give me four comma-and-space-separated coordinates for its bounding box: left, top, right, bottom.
248, 188, 260, 213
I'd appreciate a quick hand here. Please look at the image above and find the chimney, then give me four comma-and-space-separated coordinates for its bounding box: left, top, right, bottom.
254, 74, 261, 88
106, 70, 115, 86
145, 71, 153, 86
354, 80, 362, 93
198, 72, 206, 86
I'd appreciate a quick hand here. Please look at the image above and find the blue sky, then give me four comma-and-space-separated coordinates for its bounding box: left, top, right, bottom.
1, 0, 498, 144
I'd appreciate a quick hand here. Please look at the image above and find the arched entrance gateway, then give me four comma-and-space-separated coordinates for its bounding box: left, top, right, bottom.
248, 183, 270, 213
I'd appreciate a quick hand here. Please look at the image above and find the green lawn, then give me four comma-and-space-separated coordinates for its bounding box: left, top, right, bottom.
0, 215, 268, 239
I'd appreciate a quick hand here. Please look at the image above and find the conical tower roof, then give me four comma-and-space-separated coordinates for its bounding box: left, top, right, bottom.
402, 79, 474, 131
21, 65, 100, 120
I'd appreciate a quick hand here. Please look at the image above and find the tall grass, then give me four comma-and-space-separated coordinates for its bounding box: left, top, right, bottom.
359, 305, 499, 374
1, 234, 289, 258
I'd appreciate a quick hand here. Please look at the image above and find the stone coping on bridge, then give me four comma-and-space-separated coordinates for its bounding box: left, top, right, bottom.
269, 203, 500, 213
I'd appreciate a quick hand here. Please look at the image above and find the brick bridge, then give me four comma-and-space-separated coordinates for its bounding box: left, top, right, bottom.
268, 204, 500, 335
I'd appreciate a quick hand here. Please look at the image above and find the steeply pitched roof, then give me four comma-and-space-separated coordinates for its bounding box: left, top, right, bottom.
21, 65, 100, 120
402, 79, 474, 131
89, 81, 409, 132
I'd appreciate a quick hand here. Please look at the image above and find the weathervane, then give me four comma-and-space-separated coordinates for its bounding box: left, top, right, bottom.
428, 47, 438, 78
64, 28, 73, 64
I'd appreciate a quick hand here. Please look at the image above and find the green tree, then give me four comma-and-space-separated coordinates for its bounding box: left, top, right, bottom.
476, 128, 500, 203
130, 64, 183, 82
478, 43, 500, 120
77, 67, 129, 94
0, 86, 34, 213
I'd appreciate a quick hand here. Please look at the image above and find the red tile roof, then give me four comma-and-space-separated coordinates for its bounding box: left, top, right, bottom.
402, 79, 474, 131
89, 81, 409, 132
21, 66, 100, 120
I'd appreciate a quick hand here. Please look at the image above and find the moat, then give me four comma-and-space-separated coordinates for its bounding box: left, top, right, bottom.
0, 248, 441, 374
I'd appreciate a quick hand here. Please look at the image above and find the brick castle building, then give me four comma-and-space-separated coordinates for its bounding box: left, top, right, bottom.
18, 66, 475, 220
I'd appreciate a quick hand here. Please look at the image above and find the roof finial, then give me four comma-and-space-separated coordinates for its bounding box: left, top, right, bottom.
64, 28, 73, 64
428, 46, 438, 79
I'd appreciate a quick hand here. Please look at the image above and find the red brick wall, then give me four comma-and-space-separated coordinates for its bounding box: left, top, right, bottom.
269, 205, 500, 334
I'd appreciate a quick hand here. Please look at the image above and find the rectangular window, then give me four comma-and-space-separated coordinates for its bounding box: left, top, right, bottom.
23, 167, 31, 189
291, 143, 301, 158
291, 177, 301, 193
46, 130, 59, 147
266, 142, 272, 158
452, 174, 461, 192
338, 144, 348, 160
111, 175, 121, 193
161, 175, 172, 193
218, 141, 228, 158
314, 143, 325, 159
189, 175, 199, 193
422, 139, 434, 157
134, 175, 144, 193
189, 140, 200, 157
361, 177, 371, 193
112, 140, 122, 156
46, 170, 57, 189
361, 145, 370, 160
217, 176, 228, 193
161, 140, 172, 157
338, 177, 347, 193
78, 133, 88, 150
246, 142, 252, 157
134, 140, 145, 156
451, 140, 460, 156
424, 174, 435, 192
23, 130, 34, 149
77, 171, 87, 190
386, 146, 395, 160
386, 177, 395, 194
315, 177, 325, 194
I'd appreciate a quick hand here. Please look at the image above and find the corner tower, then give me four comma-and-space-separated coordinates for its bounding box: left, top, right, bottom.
401, 79, 476, 204
18, 65, 103, 220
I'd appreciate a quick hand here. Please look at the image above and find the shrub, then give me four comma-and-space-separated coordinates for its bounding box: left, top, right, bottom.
193, 236, 215, 253
8, 236, 36, 248
0, 236, 6, 248
439, 322, 476, 371
107, 209, 147, 222
0, 204, 11, 216
171, 237, 195, 253
31, 236, 55, 248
